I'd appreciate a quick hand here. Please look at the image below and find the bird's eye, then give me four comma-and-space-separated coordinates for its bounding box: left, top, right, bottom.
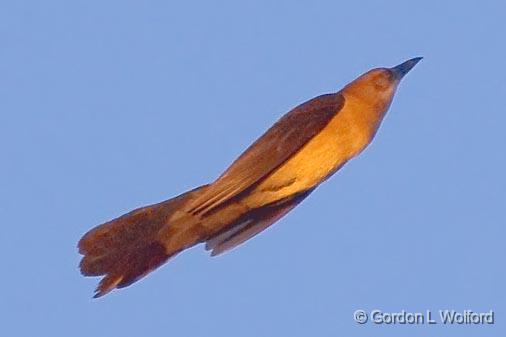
373, 72, 392, 91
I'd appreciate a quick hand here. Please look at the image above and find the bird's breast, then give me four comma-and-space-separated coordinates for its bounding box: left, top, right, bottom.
243, 96, 381, 207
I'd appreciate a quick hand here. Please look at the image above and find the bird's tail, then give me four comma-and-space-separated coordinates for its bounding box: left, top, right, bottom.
78, 186, 207, 298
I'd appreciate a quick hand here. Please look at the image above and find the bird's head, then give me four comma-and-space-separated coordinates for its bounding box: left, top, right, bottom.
342, 57, 422, 112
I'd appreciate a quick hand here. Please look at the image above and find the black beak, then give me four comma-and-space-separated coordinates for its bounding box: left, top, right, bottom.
391, 57, 423, 79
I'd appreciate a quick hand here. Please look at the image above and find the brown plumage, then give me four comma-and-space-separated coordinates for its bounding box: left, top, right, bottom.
78, 58, 422, 297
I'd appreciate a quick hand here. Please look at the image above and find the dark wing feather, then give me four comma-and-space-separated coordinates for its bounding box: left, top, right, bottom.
205, 189, 313, 256
188, 93, 344, 215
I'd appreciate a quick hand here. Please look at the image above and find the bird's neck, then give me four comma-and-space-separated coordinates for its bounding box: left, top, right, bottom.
340, 91, 391, 139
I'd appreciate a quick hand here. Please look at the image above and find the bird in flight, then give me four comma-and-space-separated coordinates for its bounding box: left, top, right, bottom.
78, 58, 422, 297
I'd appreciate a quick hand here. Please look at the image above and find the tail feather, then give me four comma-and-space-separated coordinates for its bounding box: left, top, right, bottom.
92, 241, 169, 298
78, 186, 207, 297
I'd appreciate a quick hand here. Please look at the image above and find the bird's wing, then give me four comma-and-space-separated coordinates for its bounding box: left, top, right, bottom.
187, 93, 344, 215
205, 189, 313, 256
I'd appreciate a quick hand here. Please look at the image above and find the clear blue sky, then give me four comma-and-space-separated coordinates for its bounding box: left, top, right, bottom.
1, 1, 505, 336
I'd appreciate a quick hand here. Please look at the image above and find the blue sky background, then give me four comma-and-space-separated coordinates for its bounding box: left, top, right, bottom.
1, 1, 505, 336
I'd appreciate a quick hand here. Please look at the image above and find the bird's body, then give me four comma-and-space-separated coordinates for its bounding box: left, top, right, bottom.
244, 91, 383, 206
78, 58, 422, 297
